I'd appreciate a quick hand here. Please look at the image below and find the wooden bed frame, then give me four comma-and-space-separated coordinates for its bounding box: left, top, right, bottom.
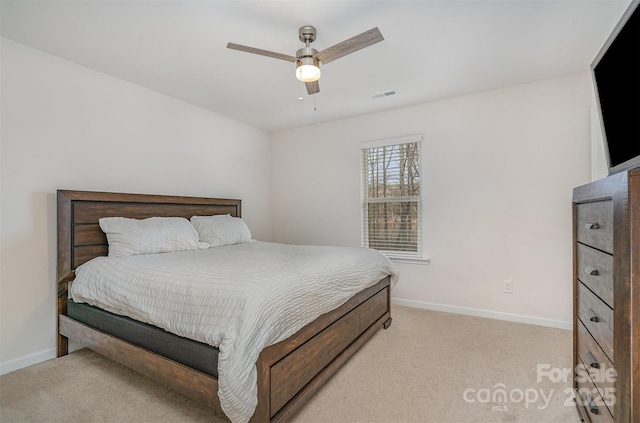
57, 189, 393, 422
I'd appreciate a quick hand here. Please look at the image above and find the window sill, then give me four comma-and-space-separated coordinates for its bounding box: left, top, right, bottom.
386, 256, 431, 265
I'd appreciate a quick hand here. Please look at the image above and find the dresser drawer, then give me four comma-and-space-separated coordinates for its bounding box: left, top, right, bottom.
576, 359, 615, 423
576, 201, 613, 254
577, 283, 613, 362
577, 244, 613, 308
577, 320, 615, 417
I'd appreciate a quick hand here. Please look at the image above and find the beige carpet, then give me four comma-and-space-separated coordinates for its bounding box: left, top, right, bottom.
0, 306, 581, 423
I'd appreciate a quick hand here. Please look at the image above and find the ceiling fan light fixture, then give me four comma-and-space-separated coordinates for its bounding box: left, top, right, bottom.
295, 56, 321, 82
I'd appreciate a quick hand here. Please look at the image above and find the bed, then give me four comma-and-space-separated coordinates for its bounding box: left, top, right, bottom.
57, 189, 396, 423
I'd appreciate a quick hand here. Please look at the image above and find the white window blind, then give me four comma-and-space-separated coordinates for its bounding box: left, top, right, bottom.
361, 134, 422, 258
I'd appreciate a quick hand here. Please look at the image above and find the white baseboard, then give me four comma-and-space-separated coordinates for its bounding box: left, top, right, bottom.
0, 347, 56, 375
391, 297, 572, 330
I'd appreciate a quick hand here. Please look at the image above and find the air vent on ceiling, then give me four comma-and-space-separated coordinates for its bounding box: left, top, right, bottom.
371, 90, 398, 99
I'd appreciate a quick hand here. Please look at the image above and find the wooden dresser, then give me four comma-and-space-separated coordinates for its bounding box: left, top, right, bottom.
572, 169, 639, 423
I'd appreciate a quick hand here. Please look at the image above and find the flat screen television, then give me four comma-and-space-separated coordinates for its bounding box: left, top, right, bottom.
591, 0, 640, 175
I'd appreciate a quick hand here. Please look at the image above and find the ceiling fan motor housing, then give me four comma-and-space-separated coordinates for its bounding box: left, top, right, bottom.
296, 47, 319, 60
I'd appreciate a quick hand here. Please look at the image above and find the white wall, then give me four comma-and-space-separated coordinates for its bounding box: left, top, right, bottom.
0, 35, 596, 374
590, 89, 609, 181
0, 39, 272, 373
271, 73, 593, 328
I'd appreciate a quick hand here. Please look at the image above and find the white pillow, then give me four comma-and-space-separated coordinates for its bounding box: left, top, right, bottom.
190, 214, 252, 247
99, 216, 210, 258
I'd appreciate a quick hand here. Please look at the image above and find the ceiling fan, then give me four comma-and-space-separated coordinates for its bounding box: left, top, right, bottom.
227, 25, 384, 95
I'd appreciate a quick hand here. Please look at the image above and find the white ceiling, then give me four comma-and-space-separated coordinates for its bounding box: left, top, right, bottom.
1, 0, 631, 132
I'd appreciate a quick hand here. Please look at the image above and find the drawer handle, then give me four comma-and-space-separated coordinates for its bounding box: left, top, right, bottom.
584, 265, 599, 276
589, 309, 601, 323
585, 221, 599, 230
586, 350, 600, 369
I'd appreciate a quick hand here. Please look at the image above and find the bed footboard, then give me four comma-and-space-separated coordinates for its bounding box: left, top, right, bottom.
252, 276, 392, 422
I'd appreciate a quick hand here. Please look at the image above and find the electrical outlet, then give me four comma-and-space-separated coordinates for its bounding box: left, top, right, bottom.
503, 280, 513, 294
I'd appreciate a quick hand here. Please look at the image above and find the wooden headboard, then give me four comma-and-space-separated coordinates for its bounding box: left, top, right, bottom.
56, 189, 241, 357
56, 190, 242, 284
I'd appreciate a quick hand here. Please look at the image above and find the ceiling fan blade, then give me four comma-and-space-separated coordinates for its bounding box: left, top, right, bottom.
306, 81, 320, 95
315, 27, 384, 65
227, 42, 297, 62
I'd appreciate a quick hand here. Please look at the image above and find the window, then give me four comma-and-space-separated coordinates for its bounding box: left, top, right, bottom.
361, 134, 422, 259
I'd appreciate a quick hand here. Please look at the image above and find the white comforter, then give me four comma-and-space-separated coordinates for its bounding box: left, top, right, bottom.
70, 241, 398, 423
